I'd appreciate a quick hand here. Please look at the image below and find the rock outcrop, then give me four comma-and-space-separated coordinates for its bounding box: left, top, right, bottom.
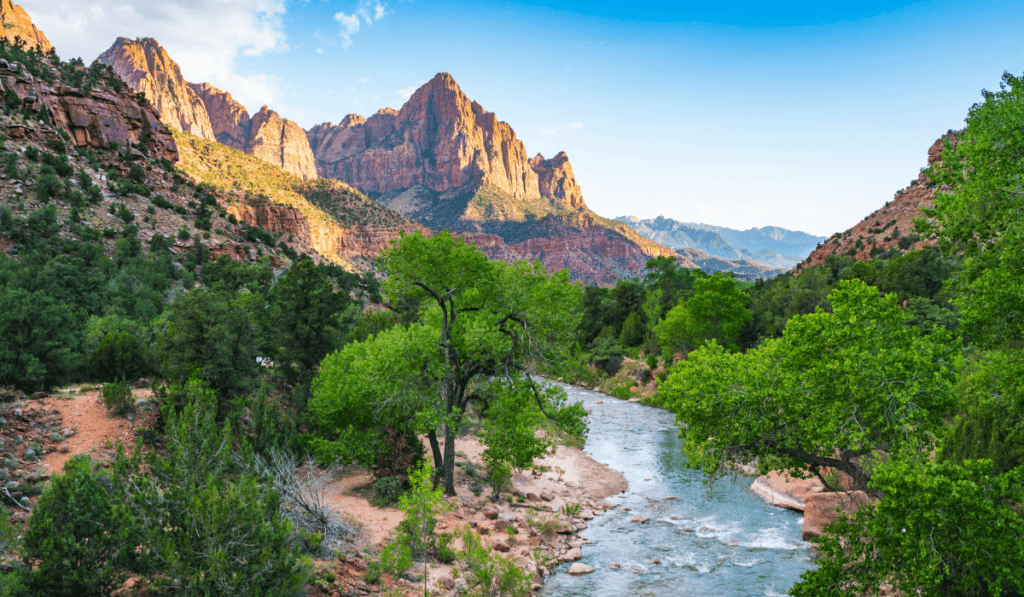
188, 82, 249, 150
97, 37, 215, 141
801, 491, 874, 541
0, 0, 51, 53
98, 38, 317, 179
749, 471, 825, 512
529, 152, 584, 210
800, 135, 951, 269
246, 106, 317, 180
0, 58, 176, 162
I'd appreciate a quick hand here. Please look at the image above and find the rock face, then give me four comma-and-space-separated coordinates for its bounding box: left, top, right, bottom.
800, 135, 950, 269
246, 106, 317, 180
0, 58, 176, 162
750, 471, 825, 511
188, 82, 249, 150
308, 73, 556, 203
98, 38, 317, 179
0, 0, 52, 53
97, 37, 215, 141
307, 72, 677, 284
801, 491, 874, 541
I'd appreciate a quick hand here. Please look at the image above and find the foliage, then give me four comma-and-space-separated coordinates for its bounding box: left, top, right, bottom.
21, 455, 133, 597
371, 476, 405, 507
88, 328, 149, 382
456, 525, 533, 597
940, 349, 1024, 475
313, 231, 586, 495
101, 377, 135, 415
0, 287, 85, 392
381, 461, 450, 595
791, 459, 1024, 597
925, 71, 1024, 347
658, 280, 960, 492
655, 272, 751, 357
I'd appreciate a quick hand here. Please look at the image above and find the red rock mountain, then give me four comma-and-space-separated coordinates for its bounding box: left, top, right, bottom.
307, 73, 677, 282
98, 38, 317, 179
799, 135, 949, 269
0, 0, 51, 53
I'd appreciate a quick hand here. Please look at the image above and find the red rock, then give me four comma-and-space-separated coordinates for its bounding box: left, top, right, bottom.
750, 471, 825, 511
247, 106, 317, 180
802, 491, 875, 541
0, 0, 51, 53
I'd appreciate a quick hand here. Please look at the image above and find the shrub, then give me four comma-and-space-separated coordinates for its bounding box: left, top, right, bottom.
34, 172, 61, 200
23, 145, 38, 161
100, 377, 135, 415
87, 329, 149, 382
645, 354, 659, 369
21, 455, 132, 597
371, 476, 405, 507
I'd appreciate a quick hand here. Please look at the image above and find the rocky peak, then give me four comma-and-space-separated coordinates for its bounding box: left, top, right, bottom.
97, 37, 215, 141
529, 151, 585, 210
0, 0, 51, 53
247, 105, 317, 180
188, 82, 249, 150
340, 113, 365, 127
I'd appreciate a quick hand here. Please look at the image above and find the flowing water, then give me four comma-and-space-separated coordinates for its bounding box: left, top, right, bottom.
540, 382, 814, 597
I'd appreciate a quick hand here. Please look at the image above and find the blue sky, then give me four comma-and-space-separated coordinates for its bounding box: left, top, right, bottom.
24, 0, 1024, 235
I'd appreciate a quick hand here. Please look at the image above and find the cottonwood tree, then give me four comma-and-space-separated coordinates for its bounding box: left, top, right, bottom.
658, 279, 959, 494
312, 231, 586, 495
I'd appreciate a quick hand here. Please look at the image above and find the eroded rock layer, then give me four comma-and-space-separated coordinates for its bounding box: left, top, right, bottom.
0, 0, 51, 53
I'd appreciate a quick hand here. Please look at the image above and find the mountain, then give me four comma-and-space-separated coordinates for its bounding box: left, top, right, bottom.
97, 38, 317, 179
616, 215, 825, 270
799, 136, 947, 269
306, 73, 676, 283
0, 0, 51, 53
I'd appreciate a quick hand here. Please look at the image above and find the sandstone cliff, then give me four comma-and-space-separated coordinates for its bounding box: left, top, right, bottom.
0, 0, 51, 53
97, 38, 318, 179
188, 82, 249, 150
97, 37, 215, 141
0, 57, 176, 161
246, 106, 318, 180
307, 73, 582, 211
800, 136, 948, 269
307, 72, 678, 283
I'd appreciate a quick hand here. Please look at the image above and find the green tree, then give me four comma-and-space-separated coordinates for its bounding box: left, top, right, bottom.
0, 288, 85, 392
655, 273, 751, 357
313, 232, 586, 495
925, 71, 1024, 347
381, 460, 450, 595
22, 455, 134, 597
791, 459, 1024, 597
266, 257, 349, 390
658, 280, 960, 493
156, 289, 262, 411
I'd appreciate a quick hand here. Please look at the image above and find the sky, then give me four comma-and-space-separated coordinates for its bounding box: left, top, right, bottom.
19, 0, 1024, 236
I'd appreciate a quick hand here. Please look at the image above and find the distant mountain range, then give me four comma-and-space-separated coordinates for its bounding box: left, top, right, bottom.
615, 216, 826, 270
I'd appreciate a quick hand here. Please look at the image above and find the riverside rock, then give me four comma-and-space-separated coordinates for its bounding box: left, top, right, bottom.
566, 563, 594, 575
0, 0, 52, 53
801, 491, 874, 541
749, 471, 825, 512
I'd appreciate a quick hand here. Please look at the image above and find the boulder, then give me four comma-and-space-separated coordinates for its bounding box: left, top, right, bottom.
802, 491, 875, 541
750, 471, 825, 511
566, 563, 594, 575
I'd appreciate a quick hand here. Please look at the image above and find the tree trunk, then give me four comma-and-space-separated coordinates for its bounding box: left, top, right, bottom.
442, 424, 457, 496
427, 430, 443, 487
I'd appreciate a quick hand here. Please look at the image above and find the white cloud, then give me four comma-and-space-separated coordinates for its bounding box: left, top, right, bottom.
316, 47, 324, 54
20, 0, 288, 111
569, 122, 584, 129
334, 0, 387, 49
396, 85, 417, 101
541, 122, 585, 137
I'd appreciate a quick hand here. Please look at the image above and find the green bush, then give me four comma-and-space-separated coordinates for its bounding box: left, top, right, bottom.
22, 455, 132, 597
101, 377, 134, 415
645, 354, 659, 369
371, 476, 405, 507
88, 329, 148, 382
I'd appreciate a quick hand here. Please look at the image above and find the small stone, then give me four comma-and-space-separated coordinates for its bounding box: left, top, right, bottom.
483, 509, 499, 520
609, 563, 621, 569
566, 563, 594, 575
540, 492, 554, 502
651, 559, 661, 565
557, 547, 582, 562
699, 526, 714, 533
493, 541, 510, 553
631, 516, 648, 524
664, 496, 679, 500
527, 492, 541, 502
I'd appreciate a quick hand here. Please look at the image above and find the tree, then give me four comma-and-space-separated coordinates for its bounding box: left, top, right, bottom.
265, 257, 349, 390
156, 289, 262, 412
791, 458, 1024, 597
925, 71, 1024, 347
655, 272, 751, 358
0, 288, 85, 392
381, 460, 450, 595
658, 280, 960, 493
312, 231, 587, 495
22, 455, 134, 597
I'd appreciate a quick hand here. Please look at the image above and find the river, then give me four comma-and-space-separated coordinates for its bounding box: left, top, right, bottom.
540, 382, 814, 597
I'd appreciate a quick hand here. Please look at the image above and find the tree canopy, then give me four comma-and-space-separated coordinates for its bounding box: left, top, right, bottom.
658, 279, 960, 493
312, 231, 587, 495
